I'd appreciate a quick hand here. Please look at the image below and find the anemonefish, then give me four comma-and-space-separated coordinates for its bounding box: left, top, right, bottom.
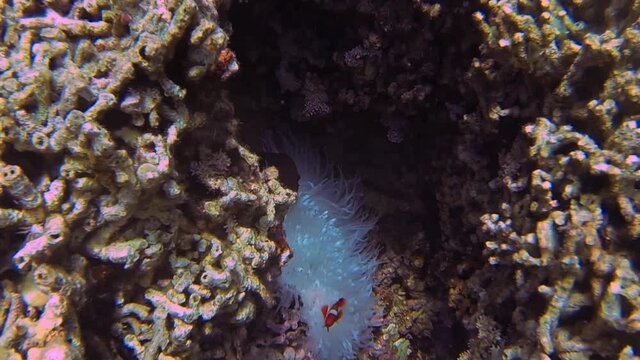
321, 298, 347, 331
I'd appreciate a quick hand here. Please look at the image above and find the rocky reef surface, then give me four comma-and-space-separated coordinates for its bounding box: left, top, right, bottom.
0, 0, 638, 359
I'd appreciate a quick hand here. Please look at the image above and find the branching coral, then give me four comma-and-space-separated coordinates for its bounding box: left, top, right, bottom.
0, 0, 295, 357
481, 117, 640, 357
0, 0, 638, 358
469, 0, 640, 357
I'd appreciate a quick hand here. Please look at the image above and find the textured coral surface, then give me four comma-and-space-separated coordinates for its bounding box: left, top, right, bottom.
0, 0, 295, 358
1, 0, 639, 359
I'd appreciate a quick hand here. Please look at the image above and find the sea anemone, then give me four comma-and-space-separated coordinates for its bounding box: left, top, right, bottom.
276, 141, 379, 359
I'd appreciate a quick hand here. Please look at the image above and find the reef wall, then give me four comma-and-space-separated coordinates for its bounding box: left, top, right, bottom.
0, 0, 638, 359
0, 0, 296, 358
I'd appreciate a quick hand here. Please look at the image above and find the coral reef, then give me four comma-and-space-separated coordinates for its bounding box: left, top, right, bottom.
0, 262, 86, 360
1, 0, 639, 358
230, 0, 640, 358
370, 230, 436, 360
470, 0, 640, 357
0, 0, 295, 358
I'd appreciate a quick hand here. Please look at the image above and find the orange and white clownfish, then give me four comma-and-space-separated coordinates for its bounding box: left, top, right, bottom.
321, 298, 347, 331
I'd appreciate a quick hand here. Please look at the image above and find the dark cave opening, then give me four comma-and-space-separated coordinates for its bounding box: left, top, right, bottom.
225, 0, 467, 200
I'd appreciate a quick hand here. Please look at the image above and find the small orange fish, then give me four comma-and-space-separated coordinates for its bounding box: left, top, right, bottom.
321, 298, 347, 331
